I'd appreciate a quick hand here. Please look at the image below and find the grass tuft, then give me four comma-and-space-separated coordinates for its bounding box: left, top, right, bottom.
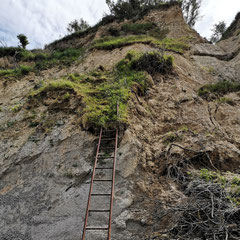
0, 65, 32, 78
92, 35, 189, 53
198, 80, 240, 97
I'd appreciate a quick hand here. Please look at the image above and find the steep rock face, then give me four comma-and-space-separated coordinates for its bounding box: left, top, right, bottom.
0, 5, 240, 240
193, 12, 240, 82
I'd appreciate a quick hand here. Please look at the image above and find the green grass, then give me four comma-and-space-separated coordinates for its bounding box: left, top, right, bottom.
0, 65, 32, 78
29, 50, 172, 128
217, 97, 235, 106
33, 48, 86, 71
121, 22, 155, 34
198, 80, 240, 97
0, 47, 85, 80
29, 80, 77, 98
92, 35, 189, 53
29, 50, 173, 128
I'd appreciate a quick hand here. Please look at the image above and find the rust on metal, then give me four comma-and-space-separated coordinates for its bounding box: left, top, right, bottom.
107, 127, 118, 239
82, 104, 119, 240
82, 127, 103, 240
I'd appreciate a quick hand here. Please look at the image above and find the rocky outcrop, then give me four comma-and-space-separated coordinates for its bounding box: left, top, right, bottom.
192, 12, 240, 82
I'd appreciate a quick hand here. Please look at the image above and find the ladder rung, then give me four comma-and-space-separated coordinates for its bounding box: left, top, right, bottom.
86, 227, 108, 231
93, 179, 112, 182
91, 193, 111, 196
97, 156, 114, 159
100, 147, 115, 150
89, 209, 110, 212
101, 138, 116, 141
96, 167, 113, 170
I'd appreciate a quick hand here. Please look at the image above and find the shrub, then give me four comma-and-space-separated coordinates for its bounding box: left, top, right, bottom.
198, 80, 240, 97
210, 21, 227, 43
106, 0, 181, 21
17, 34, 29, 49
20, 65, 32, 75
121, 22, 155, 34
67, 18, 90, 33
130, 51, 174, 74
0, 47, 22, 57
108, 27, 120, 36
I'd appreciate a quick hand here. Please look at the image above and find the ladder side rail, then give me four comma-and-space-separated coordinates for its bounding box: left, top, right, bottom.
82, 127, 103, 240
108, 104, 119, 240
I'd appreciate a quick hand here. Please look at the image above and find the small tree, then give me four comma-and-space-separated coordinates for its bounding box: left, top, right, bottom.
67, 18, 90, 33
182, 0, 201, 27
17, 34, 29, 49
210, 21, 227, 43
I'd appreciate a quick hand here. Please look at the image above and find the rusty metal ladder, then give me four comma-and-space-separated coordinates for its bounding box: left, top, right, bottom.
81, 126, 119, 240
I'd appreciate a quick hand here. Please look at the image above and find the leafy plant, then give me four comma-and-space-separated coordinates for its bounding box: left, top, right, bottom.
182, 0, 202, 27
67, 18, 90, 33
17, 34, 29, 49
210, 21, 227, 43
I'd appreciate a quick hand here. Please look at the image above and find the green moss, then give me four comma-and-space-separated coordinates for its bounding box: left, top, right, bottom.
92, 35, 189, 53
232, 177, 240, 186
198, 80, 240, 97
10, 104, 22, 112
29, 80, 77, 98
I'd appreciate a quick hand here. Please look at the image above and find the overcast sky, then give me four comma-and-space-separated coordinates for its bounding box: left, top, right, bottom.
0, 0, 239, 49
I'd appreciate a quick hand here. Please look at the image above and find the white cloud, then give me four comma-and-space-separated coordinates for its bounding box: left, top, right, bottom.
195, 0, 240, 39
0, 0, 239, 49
0, 0, 109, 49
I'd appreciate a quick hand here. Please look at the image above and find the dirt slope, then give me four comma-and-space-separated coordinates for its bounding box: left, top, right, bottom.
0, 4, 240, 240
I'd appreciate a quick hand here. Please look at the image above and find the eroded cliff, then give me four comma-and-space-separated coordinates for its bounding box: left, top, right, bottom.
0, 3, 240, 240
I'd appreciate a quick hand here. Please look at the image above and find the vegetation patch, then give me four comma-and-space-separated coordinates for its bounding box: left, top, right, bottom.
23, 48, 86, 71
198, 80, 240, 97
0, 47, 22, 58
217, 97, 235, 106
199, 169, 240, 206
0, 65, 32, 78
0, 48, 86, 81
159, 164, 240, 239
164, 179, 240, 239
28, 50, 173, 129
92, 35, 189, 53
127, 50, 174, 74
121, 22, 155, 34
